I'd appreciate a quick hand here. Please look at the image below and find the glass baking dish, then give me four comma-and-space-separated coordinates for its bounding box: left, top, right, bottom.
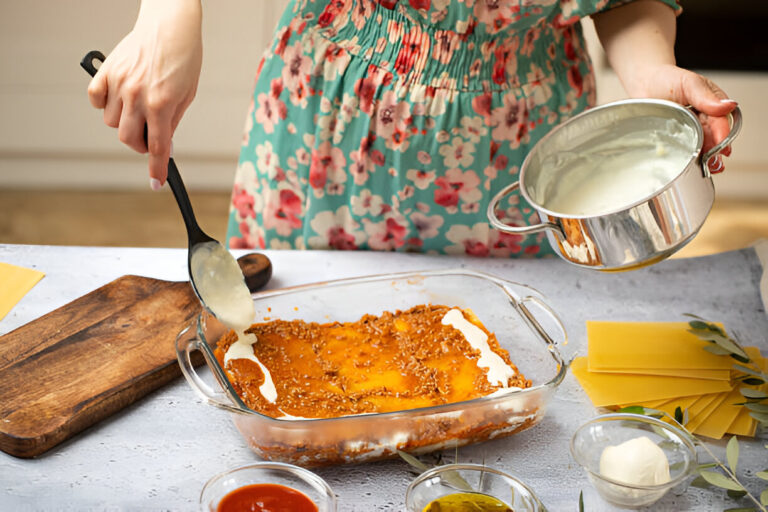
176, 269, 568, 467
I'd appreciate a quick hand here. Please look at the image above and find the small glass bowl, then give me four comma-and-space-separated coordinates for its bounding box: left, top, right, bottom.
199, 462, 337, 511
570, 413, 698, 508
405, 463, 546, 512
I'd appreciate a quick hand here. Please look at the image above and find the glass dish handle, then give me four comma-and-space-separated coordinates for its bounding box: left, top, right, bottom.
518, 295, 570, 361
175, 325, 243, 414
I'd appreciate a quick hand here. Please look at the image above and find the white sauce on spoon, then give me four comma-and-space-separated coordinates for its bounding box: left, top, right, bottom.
190, 241, 277, 403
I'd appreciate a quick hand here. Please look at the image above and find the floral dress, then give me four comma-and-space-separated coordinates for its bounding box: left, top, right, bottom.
226, 0, 679, 257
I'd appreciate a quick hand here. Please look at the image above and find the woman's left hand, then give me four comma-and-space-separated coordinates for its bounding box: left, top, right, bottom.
628, 64, 737, 171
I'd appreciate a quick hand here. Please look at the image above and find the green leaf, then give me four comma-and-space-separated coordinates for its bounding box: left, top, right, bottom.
688, 320, 710, 330
698, 470, 744, 491
761, 488, 768, 506
745, 403, 768, 413
697, 463, 718, 470
733, 364, 768, 379
741, 378, 766, 386
726, 436, 739, 473
704, 333, 749, 359
579, 490, 584, 512
397, 450, 429, 472
748, 411, 768, 423
674, 406, 684, 424
617, 405, 646, 415
689, 475, 711, 488
755, 471, 768, 481
616, 405, 664, 418
723, 508, 757, 512
730, 353, 752, 364
704, 344, 735, 356
726, 489, 748, 499
741, 389, 768, 400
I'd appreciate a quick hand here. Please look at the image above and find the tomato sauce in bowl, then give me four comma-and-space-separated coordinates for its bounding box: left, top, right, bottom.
217, 483, 318, 512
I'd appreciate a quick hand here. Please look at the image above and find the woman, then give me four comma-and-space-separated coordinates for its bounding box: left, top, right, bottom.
87, 0, 737, 256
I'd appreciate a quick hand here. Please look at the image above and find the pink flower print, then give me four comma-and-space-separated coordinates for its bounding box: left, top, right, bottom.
395, 25, 430, 76
489, 231, 524, 257
309, 142, 347, 192
459, 116, 488, 144
322, 44, 351, 81
439, 137, 475, 168
318, 0, 348, 28
432, 30, 458, 64
290, 80, 309, 108
308, 207, 363, 250
351, 189, 386, 217
373, 91, 411, 147
410, 212, 444, 239
350, 0, 375, 29
567, 65, 583, 97
255, 93, 287, 134
378, 0, 399, 10
281, 42, 311, 92
354, 65, 392, 115
398, 185, 415, 201
229, 220, 264, 250
231, 184, 255, 220
409, 0, 430, 10
364, 217, 407, 251
490, 93, 529, 146
274, 27, 292, 57
255, 141, 280, 179
349, 135, 378, 185
461, 202, 480, 214
263, 188, 303, 236
472, 92, 493, 122
445, 223, 491, 257
417, 151, 431, 165
520, 27, 541, 58
473, 0, 514, 33
406, 168, 436, 190
434, 168, 481, 209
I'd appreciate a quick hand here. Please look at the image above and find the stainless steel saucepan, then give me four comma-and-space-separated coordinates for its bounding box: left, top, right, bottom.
487, 99, 742, 271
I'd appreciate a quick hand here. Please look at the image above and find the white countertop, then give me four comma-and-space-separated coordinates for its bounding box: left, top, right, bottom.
1, 244, 767, 511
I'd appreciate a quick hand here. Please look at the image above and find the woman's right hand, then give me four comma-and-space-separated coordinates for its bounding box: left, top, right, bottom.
87, 0, 203, 189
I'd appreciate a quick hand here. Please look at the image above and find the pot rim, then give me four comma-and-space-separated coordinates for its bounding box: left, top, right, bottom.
518, 98, 704, 220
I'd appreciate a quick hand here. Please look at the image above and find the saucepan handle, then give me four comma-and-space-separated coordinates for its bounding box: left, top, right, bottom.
487, 181, 563, 236
699, 105, 742, 178
175, 323, 246, 414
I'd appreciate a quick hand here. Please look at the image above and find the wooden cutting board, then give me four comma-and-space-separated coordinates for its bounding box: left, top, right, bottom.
0, 253, 271, 458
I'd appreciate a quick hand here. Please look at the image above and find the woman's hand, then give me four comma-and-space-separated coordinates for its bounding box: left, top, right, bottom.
592, 0, 737, 171
87, 0, 203, 188
623, 64, 737, 169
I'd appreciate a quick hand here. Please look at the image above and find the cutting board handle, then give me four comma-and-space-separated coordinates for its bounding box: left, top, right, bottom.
237, 253, 272, 293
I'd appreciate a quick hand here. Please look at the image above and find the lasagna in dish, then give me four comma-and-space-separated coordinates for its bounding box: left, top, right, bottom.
213, 304, 530, 420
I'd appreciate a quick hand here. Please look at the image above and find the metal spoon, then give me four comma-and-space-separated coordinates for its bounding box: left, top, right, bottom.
80, 50, 271, 327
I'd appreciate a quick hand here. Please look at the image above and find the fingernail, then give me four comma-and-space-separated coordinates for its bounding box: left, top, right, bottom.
169, 140, 174, 158
150, 178, 163, 191
720, 99, 738, 105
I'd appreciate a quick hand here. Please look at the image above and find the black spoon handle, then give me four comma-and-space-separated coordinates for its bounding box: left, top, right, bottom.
80, 50, 213, 247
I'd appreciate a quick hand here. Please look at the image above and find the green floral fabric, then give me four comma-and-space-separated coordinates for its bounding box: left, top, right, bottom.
227, 0, 679, 256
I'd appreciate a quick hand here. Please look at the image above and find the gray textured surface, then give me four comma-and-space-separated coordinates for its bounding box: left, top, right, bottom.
1, 244, 766, 511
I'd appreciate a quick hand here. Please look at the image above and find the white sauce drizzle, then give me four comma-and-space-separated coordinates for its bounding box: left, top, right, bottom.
441, 308, 517, 387
223, 332, 278, 404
